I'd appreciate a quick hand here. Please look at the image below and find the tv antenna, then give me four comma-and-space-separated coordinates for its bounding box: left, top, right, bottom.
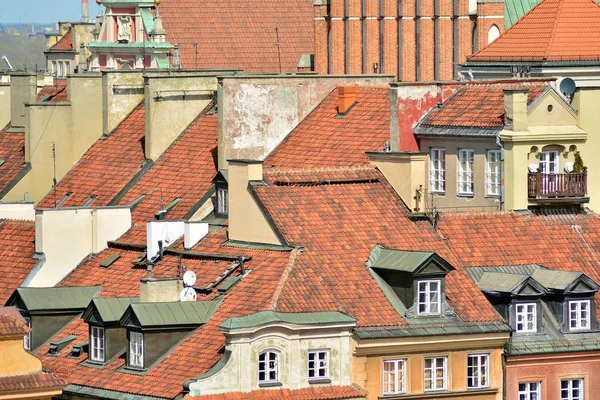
274, 26, 282, 74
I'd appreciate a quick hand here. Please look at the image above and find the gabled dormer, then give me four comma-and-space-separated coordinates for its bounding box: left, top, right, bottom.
366, 245, 456, 319
6, 286, 102, 352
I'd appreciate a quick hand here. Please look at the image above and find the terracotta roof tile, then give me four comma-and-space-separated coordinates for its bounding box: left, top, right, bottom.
253, 168, 502, 326
0, 124, 26, 193
265, 88, 390, 169
0, 311, 29, 336
469, 0, 600, 62
184, 384, 366, 399
37, 81, 68, 103
37, 103, 146, 209
160, 0, 313, 72
0, 220, 37, 305
0, 372, 65, 392
419, 81, 549, 128
49, 29, 74, 52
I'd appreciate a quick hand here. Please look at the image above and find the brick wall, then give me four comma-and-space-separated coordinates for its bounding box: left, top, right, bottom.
315, 0, 504, 80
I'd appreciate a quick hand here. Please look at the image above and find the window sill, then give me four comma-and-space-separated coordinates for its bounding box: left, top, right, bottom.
309, 378, 331, 385
430, 191, 445, 196
378, 387, 498, 399
259, 381, 283, 388
457, 193, 474, 198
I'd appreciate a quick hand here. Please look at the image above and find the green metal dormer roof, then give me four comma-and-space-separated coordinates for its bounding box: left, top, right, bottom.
83, 297, 139, 324
120, 300, 222, 329
220, 311, 356, 330
367, 244, 454, 275
8, 286, 102, 313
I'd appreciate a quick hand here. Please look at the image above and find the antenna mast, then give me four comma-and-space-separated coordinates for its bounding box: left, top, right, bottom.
274, 26, 282, 74
52, 142, 57, 207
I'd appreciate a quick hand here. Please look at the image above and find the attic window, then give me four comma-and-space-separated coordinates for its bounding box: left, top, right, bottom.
515, 303, 537, 333
23, 317, 31, 351
569, 300, 590, 331
215, 186, 228, 218
128, 331, 144, 369
417, 280, 441, 316
90, 326, 105, 362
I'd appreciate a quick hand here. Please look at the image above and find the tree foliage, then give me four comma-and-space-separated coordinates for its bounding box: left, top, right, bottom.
0, 35, 46, 72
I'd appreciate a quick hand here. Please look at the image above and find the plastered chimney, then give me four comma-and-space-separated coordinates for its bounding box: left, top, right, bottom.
504, 89, 528, 132
338, 85, 356, 115
9, 72, 37, 131
139, 276, 183, 303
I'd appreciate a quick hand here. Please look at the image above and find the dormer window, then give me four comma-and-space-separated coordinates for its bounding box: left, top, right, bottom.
569, 300, 590, 331
128, 331, 144, 368
23, 317, 31, 351
258, 351, 279, 385
515, 303, 537, 333
90, 326, 105, 362
417, 280, 441, 316
216, 186, 228, 217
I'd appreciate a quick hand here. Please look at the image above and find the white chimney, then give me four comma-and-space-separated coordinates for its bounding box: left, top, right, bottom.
146, 220, 185, 259
184, 222, 209, 250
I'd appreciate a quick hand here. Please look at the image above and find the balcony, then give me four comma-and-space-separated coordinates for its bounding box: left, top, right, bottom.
528, 169, 588, 203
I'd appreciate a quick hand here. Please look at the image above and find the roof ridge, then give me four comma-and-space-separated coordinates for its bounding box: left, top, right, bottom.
269, 248, 300, 310
265, 165, 376, 175
544, 0, 566, 60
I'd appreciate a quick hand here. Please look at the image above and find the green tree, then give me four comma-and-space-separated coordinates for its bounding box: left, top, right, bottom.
573, 152, 584, 173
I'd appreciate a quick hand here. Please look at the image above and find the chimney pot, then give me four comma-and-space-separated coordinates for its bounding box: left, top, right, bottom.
338, 85, 357, 115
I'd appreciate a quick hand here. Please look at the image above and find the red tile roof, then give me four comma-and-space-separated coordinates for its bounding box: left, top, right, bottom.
0, 220, 37, 305
0, 372, 65, 393
37, 102, 146, 209
184, 384, 366, 400
0, 310, 29, 336
160, 0, 313, 72
469, 0, 600, 62
253, 167, 502, 326
37, 81, 68, 103
418, 81, 549, 128
265, 87, 391, 169
42, 238, 297, 399
49, 29, 74, 52
0, 124, 26, 196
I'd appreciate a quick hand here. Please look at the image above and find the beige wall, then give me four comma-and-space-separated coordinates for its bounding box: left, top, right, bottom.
0, 337, 42, 376
190, 322, 355, 396
218, 74, 394, 170
102, 71, 145, 135
0, 202, 35, 220
144, 72, 218, 160
30, 206, 131, 287
0, 83, 10, 128
354, 333, 508, 400
9, 72, 37, 130
419, 137, 501, 211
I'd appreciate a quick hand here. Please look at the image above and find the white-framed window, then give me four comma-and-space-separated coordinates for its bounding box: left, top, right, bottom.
519, 381, 541, 400
486, 150, 501, 196
216, 187, 228, 216
51, 61, 57, 75
23, 317, 31, 351
539, 150, 559, 174
430, 148, 445, 193
90, 326, 105, 362
258, 351, 279, 383
458, 149, 474, 195
65, 61, 71, 75
58, 61, 65, 78
417, 280, 441, 315
424, 356, 447, 391
467, 354, 489, 389
515, 303, 537, 333
561, 378, 583, 400
383, 359, 406, 395
308, 350, 329, 380
129, 331, 144, 368
569, 300, 591, 331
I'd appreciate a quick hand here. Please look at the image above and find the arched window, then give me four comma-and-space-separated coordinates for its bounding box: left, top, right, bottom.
258, 351, 279, 383
488, 25, 500, 44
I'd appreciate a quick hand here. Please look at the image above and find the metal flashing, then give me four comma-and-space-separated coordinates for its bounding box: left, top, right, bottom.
99, 254, 121, 268
354, 322, 511, 339
107, 160, 154, 206
9, 286, 102, 313
220, 311, 356, 330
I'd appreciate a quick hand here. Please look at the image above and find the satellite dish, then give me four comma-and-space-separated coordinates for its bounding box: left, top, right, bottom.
564, 162, 574, 173
180, 287, 197, 302
528, 164, 539, 173
183, 270, 197, 287
559, 77, 576, 97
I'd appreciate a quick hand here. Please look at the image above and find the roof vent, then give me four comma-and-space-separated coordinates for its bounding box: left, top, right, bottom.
99, 254, 121, 268
70, 341, 88, 358
48, 334, 77, 355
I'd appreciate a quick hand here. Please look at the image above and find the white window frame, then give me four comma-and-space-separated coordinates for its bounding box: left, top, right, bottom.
65, 61, 70, 75
515, 303, 537, 333
216, 187, 228, 215
258, 351, 279, 384
424, 356, 447, 391
383, 359, 406, 395
561, 378, 583, 400
90, 326, 105, 362
417, 279, 442, 316
539, 150, 560, 174
51, 60, 57, 75
519, 381, 541, 400
467, 354, 489, 389
458, 149, 475, 195
129, 331, 144, 368
58, 61, 65, 78
486, 150, 501, 196
569, 300, 591, 331
430, 148, 446, 193
23, 317, 31, 351
308, 350, 329, 380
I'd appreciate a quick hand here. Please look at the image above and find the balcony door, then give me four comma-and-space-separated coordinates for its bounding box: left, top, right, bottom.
539, 150, 559, 195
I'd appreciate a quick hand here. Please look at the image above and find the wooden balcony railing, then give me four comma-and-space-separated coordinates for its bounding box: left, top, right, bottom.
528, 169, 587, 199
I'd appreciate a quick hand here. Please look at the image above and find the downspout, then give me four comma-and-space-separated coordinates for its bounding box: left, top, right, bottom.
496, 133, 505, 210
502, 350, 507, 400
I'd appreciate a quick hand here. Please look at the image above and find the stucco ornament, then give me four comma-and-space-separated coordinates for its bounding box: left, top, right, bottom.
117, 16, 132, 42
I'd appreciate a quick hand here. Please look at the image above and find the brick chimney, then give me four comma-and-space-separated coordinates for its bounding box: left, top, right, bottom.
338, 85, 357, 115
504, 89, 528, 132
